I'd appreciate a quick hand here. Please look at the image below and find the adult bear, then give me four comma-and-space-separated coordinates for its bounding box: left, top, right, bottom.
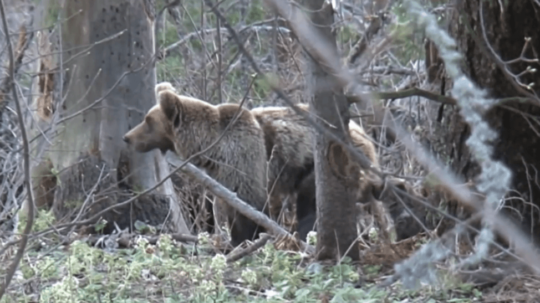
123, 83, 269, 247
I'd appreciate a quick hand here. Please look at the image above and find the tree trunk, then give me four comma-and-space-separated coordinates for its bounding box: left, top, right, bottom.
300, 0, 362, 261
28, 0, 189, 234
429, 1, 540, 242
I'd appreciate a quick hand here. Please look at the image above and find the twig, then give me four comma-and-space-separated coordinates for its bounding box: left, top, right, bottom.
347, 12, 385, 65
216, 8, 223, 104
200, 0, 207, 100
66, 165, 106, 237
0, 0, 35, 299
375, 87, 457, 105
356, 65, 418, 76
155, 0, 181, 22
226, 233, 272, 263
161, 25, 290, 58
477, 2, 539, 102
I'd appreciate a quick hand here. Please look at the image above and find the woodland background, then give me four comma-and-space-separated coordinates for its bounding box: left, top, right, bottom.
1, 0, 540, 302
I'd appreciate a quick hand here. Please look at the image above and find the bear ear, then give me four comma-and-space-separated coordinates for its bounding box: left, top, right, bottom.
158, 90, 181, 128
155, 82, 177, 97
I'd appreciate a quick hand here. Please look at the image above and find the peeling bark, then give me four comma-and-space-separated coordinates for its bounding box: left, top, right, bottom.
28, 0, 189, 234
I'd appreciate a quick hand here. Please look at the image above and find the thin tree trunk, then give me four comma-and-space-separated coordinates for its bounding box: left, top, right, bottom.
28, 0, 189, 234
301, 0, 362, 261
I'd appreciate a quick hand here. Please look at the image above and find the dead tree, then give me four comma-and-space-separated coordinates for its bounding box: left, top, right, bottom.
26, 0, 189, 234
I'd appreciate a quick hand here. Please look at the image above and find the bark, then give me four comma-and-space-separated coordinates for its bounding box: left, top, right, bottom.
300, 0, 362, 261
429, 1, 540, 242
28, 0, 189, 234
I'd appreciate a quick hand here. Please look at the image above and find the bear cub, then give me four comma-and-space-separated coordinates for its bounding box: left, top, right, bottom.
251, 103, 382, 240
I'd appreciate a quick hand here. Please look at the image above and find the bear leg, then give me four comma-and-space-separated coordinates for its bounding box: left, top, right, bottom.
229, 212, 264, 247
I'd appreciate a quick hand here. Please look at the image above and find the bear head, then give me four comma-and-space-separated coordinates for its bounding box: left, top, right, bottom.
123, 89, 182, 154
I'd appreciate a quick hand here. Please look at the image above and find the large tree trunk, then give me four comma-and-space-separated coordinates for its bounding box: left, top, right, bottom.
428, 1, 540, 243
300, 0, 362, 261
27, 0, 189, 234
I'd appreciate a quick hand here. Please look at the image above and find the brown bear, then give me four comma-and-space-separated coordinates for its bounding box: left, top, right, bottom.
123, 82, 269, 247
250, 103, 382, 240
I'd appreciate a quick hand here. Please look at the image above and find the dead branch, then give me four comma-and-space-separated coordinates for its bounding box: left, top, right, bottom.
226, 233, 272, 263
374, 87, 457, 105
161, 24, 291, 59
200, 0, 208, 100
357, 66, 419, 76
0, 0, 35, 299
347, 12, 386, 65
156, 0, 181, 19
216, 10, 223, 104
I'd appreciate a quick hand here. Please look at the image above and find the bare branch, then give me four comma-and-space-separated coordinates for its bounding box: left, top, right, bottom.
216, 8, 223, 104
161, 25, 291, 59
0, 0, 34, 298
226, 233, 272, 263
371, 87, 457, 105
357, 66, 419, 76
347, 12, 386, 65
465, 1, 540, 104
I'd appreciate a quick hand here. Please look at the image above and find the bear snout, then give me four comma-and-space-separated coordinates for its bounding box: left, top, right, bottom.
122, 135, 130, 144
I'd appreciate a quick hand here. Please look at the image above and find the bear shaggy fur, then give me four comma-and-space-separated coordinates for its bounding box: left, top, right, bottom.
250, 103, 382, 240
123, 82, 269, 247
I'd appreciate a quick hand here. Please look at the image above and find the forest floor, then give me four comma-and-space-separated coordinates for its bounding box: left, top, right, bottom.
1, 210, 539, 303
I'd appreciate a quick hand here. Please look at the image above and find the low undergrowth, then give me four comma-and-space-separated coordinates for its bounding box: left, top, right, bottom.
0, 210, 488, 303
